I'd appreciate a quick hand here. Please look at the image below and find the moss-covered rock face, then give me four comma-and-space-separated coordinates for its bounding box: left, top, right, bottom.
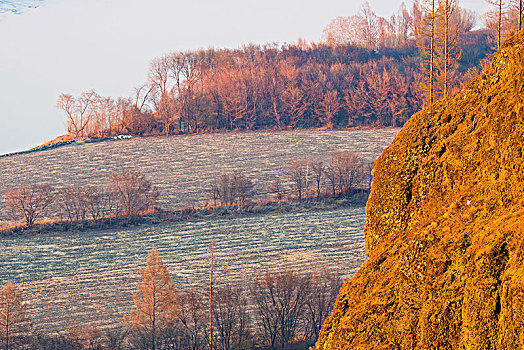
317, 32, 524, 350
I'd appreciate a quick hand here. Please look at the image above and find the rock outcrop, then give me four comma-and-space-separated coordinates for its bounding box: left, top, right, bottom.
317, 32, 524, 349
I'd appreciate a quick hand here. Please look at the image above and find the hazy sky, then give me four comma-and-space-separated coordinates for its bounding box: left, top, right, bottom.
0, 0, 490, 155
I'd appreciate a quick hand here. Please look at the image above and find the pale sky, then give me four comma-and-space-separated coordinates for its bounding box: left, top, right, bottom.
0, 0, 490, 155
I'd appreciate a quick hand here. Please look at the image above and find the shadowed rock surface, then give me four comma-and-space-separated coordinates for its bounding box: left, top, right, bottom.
318, 31, 524, 349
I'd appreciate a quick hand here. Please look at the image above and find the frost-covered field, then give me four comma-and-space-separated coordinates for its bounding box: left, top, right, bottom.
0, 129, 399, 223
0, 129, 399, 332
5, 208, 366, 332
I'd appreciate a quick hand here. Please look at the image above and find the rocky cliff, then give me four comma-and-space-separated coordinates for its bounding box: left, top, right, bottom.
317, 32, 524, 349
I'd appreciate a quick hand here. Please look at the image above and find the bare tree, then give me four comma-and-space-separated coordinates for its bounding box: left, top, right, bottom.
310, 158, 325, 201
287, 160, 307, 202
212, 285, 251, 350
175, 289, 207, 350
323, 15, 363, 46
56, 186, 86, 224
250, 271, 310, 350
216, 173, 236, 207
316, 90, 341, 130
65, 322, 105, 350
418, 0, 438, 108
281, 86, 308, 129
436, 0, 461, 98
56, 185, 105, 224
303, 270, 341, 342
110, 170, 159, 217
4, 184, 54, 227
233, 172, 255, 207
104, 327, 127, 350
324, 166, 339, 198
486, 0, 507, 48
214, 171, 255, 207
56, 91, 98, 138
269, 179, 285, 204
82, 186, 106, 221
0, 283, 30, 350
329, 151, 367, 196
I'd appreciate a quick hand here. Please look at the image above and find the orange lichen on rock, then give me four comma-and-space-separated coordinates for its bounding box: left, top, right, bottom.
317, 31, 524, 349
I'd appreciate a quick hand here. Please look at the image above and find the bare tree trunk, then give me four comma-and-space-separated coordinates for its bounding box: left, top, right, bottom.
430, 0, 435, 108
498, 0, 503, 48
444, 0, 449, 97
519, 0, 523, 31
5, 315, 9, 350
209, 240, 214, 350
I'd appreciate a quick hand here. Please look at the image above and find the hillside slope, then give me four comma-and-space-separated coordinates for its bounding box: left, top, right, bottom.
317, 32, 524, 349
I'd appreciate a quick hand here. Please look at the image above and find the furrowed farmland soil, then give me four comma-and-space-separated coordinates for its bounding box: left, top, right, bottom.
0, 129, 399, 222
0, 129, 399, 332
4, 208, 366, 332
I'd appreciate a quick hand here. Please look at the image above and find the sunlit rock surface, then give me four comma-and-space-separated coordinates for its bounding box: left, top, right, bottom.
318, 31, 524, 349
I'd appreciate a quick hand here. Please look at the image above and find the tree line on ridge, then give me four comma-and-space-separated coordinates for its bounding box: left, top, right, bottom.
55, 0, 509, 140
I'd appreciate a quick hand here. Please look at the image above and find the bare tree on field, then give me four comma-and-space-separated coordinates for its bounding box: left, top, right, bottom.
287, 160, 307, 202
56, 92, 94, 138
125, 246, 177, 350
4, 184, 54, 227
212, 285, 250, 350
269, 179, 285, 204
324, 166, 339, 198
329, 151, 367, 196
56, 185, 105, 223
250, 271, 310, 350
210, 178, 220, 210
82, 186, 106, 221
175, 289, 207, 350
110, 170, 159, 216
216, 174, 235, 207
56, 186, 86, 224
57, 90, 130, 138
213, 172, 255, 208
310, 158, 325, 201
233, 172, 255, 207
303, 270, 341, 341
0, 283, 30, 350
